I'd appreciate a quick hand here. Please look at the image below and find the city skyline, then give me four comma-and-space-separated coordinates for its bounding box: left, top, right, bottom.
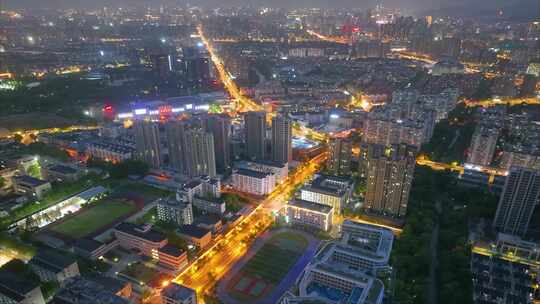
0, 3, 539, 304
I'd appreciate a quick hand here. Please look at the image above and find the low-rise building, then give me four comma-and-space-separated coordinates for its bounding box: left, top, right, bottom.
72, 238, 117, 260
176, 177, 221, 203
244, 160, 288, 184
114, 222, 185, 270
12, 175, 51, 199
29, 250, 80, 284
85, 140, 135, 163
338, 220, 394, 272
192, 196, 226, 215
458, 167, 506, 194
0, 271, 45, 304
176, 225, 212, 249
294, 221, 393, 304
114, 223, 167, 259
298, 263, 384, 304
232, 168, 275, 196
53, 276, 132, 304
195, 215, 223, 235
42, 164, 81, 183
300, 175, 353, 214
161, 282, 197, 304
158, 245, 188, 271
286, 199, 333, 232
157, 197, 194, 226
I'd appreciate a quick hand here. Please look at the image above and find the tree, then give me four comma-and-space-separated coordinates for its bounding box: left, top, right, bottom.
109, 160, 149, 179
0, 176, 5, 189
27, 162, 42, 179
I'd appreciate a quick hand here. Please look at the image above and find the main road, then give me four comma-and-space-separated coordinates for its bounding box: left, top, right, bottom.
173, 153, 327, 302
197, 25, 327, 142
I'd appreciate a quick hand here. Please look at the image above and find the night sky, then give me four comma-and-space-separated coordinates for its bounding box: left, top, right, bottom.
2, 0, 539, 18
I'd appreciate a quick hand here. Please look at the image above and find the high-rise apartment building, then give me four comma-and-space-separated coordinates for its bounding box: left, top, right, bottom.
467, 125, 499, 166
364, 143, 416, 217
271, 115, 292, 164
134, 120, 162, 169
165, 120, 187, 173
245, 111, 266, 161
184, 130, 216, 178
327, 137, 352, 175
493, 167, 540, 236
203, 114, 231, 174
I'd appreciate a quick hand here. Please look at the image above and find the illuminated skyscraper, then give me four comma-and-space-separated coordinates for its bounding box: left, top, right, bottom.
165, 120, 187, 173
184, 130, 216, 178
493, 167, 540, 237
134, 120, 162, 169
245, 111, 267, 161
327, 137, 352, 175
271, 115, 292, 164
364, 143, 416, 217
203, 114, 231, 174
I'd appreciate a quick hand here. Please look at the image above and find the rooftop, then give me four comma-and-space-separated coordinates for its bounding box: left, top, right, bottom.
340, 220, 394, 263
161, 283, 196, 301
30, 250, 78, 273
73, 238, 105, 253
233, 168, 272, 179
115, 222, 166, 243
183, 180, 202, 190
249, 159, 287, 168
14, 175, 49, 187
158, 244, 185, 257
195, 214, 222, 226
302, 174, 353, 196
177, 224, 211, 239
288, 198, 333, 214
0, 271, 40, 301
47, 164, 78, 175
54, 276, 130, 304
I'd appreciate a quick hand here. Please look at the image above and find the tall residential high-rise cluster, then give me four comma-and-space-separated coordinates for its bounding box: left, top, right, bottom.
133, 114, 232, 177
363, 143, 417, 218
493, 167, 540, 237
271, 115, 293, 164
203, 114, 231, 173
133, 120, 162, 169
327, 137, 352, 176
245, 111, 267, 161
244, 111, 292, 165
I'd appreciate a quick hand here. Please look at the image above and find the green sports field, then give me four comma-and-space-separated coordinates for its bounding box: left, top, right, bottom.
50, 199, 136, 239
241, 232, 308, 283
227, 231, 309, 301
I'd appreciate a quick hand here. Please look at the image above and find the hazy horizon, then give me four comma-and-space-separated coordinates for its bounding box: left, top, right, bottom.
1, 0, 534, 12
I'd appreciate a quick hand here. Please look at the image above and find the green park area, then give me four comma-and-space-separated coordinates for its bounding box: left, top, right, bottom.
228, 231, 308, 301
420, 104, 476, 163
391, 166, 498, 304
49, 199, 136, 239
